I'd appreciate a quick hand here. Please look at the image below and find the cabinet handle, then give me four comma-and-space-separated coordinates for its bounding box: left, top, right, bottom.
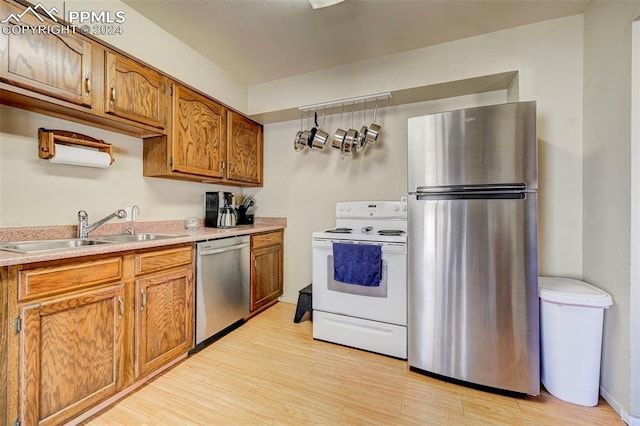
118, 296, 124, 319
221, 159, 225, 172
141, 289, 147, 311
85, 76, 91, 94
110, 86, 116, 103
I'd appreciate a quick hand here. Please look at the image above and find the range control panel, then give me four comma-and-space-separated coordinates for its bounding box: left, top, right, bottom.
336, 201, 407, 219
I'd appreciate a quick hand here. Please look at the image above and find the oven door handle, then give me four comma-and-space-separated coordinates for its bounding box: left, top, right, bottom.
312, 240, 405, 254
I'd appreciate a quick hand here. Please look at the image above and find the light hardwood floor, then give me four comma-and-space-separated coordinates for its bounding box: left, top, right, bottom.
85, 302, 624, 425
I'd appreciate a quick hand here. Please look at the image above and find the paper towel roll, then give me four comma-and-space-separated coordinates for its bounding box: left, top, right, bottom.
49, 143, 111, 168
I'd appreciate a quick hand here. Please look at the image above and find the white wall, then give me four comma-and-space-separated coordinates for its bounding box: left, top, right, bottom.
6, 1, 636, 416
0, 0, 250, 227
583, 1, 640, 422
632, 18, 640, 425
249, 16, 585, 301
0, 106, 241, 226
41, 0, 247, 111
250, 91, 507, 302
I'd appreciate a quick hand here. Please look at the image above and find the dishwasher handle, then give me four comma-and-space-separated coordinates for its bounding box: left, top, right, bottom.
198, 242, 249, 256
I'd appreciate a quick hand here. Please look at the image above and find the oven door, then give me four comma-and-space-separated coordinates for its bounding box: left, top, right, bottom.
312, 238, 407, 326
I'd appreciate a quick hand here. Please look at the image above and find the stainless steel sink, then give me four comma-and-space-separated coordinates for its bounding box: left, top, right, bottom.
96, 233, 182, 243
0, 238, 113, 254
0, 234, 184, 254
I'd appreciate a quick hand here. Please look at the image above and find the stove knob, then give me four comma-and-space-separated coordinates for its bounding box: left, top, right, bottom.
394, 205, 400, 212
402, 204, 407, 211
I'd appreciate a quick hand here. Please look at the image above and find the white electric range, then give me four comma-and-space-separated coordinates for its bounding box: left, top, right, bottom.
312, 201, 408, 359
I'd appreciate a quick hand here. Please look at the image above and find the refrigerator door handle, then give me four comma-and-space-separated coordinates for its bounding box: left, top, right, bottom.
416, 183, 527, 194
416, 192, 527, 200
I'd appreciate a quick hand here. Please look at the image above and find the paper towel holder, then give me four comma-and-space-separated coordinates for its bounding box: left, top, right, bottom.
38, 128, 115, 165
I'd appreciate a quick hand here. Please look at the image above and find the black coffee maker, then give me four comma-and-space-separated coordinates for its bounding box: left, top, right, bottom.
204, 191, 234, 228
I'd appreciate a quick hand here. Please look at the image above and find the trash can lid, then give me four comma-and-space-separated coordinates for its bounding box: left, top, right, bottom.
538, 276, 613, 308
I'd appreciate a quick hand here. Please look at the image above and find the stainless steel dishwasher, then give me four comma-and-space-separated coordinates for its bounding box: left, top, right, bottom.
195, 236, 250, 348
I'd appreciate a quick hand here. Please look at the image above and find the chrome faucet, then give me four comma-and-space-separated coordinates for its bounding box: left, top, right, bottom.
125, 205, 141, 235
77, 209, 127, 238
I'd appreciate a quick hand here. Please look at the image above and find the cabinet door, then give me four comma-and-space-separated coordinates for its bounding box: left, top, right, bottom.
135, 267, 193, 378
0, 2, 93, 106
19, 284, 125, 426
227, 110, 263, 185
251, 245, 283, 312
172, 85, 226, 178
105, 52, 169, 129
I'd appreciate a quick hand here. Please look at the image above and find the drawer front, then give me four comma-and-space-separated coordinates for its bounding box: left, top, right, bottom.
251, 231, 283, 249
135, 246, 193, 276
19, 257, 122, 302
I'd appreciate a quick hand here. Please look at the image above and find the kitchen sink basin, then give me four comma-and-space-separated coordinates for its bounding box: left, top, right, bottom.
0, 234, 184, 254
0, 238, 113, 254
96, 233, 183, 243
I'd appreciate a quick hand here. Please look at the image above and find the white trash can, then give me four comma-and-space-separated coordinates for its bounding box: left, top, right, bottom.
539, 277, 613, 406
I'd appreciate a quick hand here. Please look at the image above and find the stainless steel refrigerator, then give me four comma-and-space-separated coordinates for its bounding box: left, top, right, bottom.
407, 101, 539, 395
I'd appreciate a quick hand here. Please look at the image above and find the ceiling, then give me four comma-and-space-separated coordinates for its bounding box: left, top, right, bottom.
123, 0, 589, 86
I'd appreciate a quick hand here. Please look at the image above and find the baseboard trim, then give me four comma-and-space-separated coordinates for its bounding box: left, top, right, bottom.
278, 296, 297, 304
625, 413, 640, 426
600, 386, 635, 425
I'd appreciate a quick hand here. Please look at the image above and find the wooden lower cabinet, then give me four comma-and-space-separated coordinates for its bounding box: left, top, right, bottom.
19, 284, 125, 426
135, 266, 193, 378
250, 231, 283, 313
6, 245, 194, 426
1, 267, 9, 425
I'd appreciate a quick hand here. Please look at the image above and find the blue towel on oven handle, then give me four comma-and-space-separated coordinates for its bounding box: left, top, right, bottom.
332, 242, 382, 287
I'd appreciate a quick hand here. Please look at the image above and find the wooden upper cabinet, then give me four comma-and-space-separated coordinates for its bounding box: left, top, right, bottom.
0, 2, 93, 107
171, 84, 226, 178
19, 284, 125, 426
227, 110, 263, 185
143, 84, 265, 187
105, 52, 169, 129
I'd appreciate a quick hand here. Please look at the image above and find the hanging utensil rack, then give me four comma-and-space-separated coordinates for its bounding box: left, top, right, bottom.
298, 92, 392, 113
294, 92, 392, 155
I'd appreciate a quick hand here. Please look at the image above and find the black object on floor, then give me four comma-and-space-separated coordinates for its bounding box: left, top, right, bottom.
294, 284, 313, 323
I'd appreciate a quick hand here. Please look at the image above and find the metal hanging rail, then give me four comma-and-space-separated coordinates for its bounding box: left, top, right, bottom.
298, 92, 392, 113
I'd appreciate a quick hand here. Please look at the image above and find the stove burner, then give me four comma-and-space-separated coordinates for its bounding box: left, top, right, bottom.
378, 229, 406, 236
326, 228, 353, 234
